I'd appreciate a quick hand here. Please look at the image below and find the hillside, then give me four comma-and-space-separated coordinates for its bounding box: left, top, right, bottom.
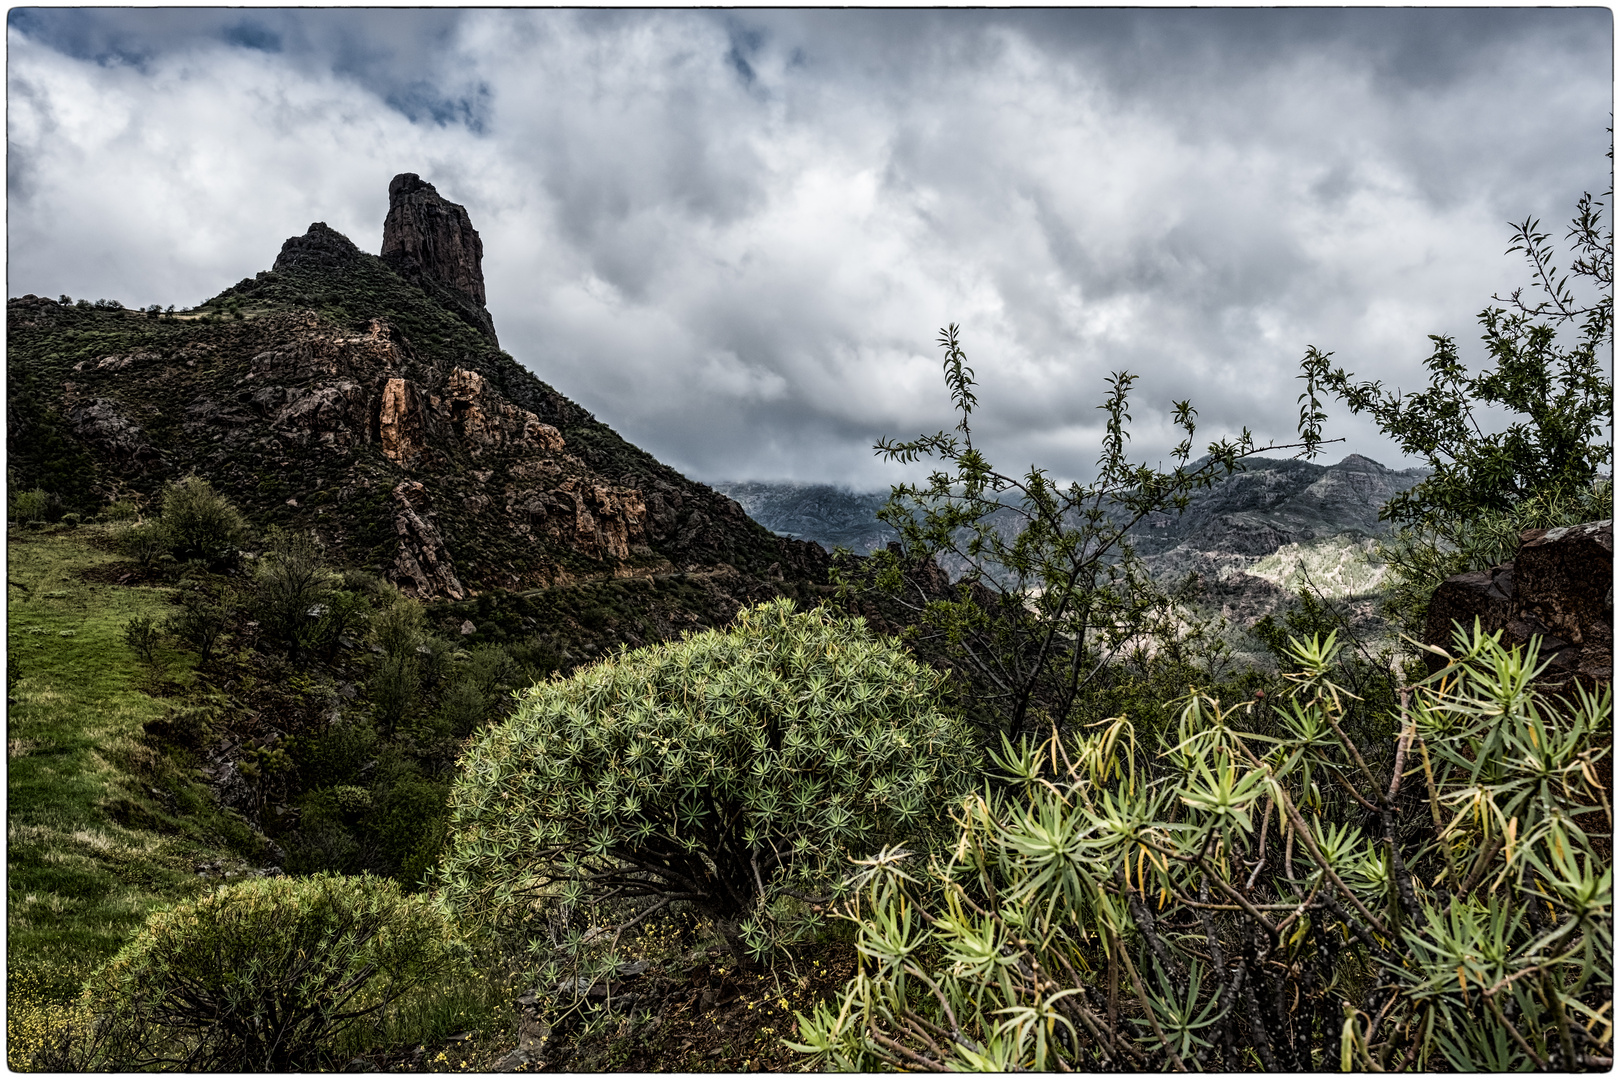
7, 176, 830, 614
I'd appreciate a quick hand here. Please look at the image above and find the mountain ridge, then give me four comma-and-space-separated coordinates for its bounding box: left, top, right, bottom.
8, 176, 838, 636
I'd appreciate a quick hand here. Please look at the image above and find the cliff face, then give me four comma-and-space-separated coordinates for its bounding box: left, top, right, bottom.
379, 174, 498, 344
7, 180, 833, 611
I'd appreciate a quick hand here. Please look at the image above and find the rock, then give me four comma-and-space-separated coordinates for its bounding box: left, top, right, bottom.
438, 367, 565, 456
391, 481, 467, 601
460, 619, 476, 636
68, 397, 160, 466
272, 221, 365, 275
1423, 520, 1612, 694
381, 173, 497, 342
378, 377, 430, 465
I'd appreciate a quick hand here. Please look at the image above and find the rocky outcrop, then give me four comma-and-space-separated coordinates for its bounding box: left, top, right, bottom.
378, 378, 429, 466
437, 367, 565, 457
380, 173, 496, 342
272, 221, 365, 275
391, 481, 466, 601
68, 397, 160, 467
1424, 520, 1613, 693
11, 176, 836, 614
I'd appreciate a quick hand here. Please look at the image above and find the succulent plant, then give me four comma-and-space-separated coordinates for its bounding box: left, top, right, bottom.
437, 597, 976, 966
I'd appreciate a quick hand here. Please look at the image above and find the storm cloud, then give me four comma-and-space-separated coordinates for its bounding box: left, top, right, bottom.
8, 9, 1612, 488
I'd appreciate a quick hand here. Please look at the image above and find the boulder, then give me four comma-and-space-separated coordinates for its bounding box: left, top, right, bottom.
1423, 520, 1612, 694
67, 397, 161, 466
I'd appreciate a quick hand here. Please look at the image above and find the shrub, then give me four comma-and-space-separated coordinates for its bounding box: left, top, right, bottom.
103, 498, 139, 523
433, 678, 488, 740
437, 598, 977, 967
11, 488, 52, 525
84, 872, 469, 1071
116, 521, 172, 568
252, 527, 339, 646
159, 476, 247, 565
370, 652, 422, 735
1299, 180, 1613, 646
123, 615, 162, 667
164, 584, 235, 663
845, 325, 1314, 739
791, 627, 1612, 1071
60, 512, 81, 529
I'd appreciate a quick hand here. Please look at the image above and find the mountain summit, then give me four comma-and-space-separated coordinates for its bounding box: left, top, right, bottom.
380, 173, 497, 344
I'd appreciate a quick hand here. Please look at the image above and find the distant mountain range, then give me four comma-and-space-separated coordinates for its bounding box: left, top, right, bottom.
717, 453, 1429, 633
720, 454, 1426, 559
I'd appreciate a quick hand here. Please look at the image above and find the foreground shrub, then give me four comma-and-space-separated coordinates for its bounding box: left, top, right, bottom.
437, 598, 976, 968
84, 872, 468, 1071
792, 626, 1612, 1071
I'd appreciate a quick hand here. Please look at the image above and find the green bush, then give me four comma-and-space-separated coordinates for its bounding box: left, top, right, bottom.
437, 598, 977, 967
1299, 182, 1613, 647
369, 652, 422, 735
433, 678, 488, 740
83, 872, 469, 1071
372, 595, 427, 657
123, 615, 162, 667
252, 528, 339, 646
846, 325, 1307, 739
159, 476, 247, 565
116, 522, 172, 568
11, 488, 53, 525
164, 584, 235, 663
792, 628, 1612, 1071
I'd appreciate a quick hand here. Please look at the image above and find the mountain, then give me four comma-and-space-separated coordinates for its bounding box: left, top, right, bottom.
7, 176, 833, 625
715, 454, 1429, 633
710, 482, 895, 554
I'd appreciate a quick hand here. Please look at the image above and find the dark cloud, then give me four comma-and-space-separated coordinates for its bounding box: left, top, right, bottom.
7, 9, 1610, 490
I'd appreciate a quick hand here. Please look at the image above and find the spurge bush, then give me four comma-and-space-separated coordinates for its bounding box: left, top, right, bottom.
437, 598, 977, 968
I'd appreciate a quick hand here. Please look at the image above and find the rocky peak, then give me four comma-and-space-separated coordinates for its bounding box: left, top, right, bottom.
272, 222, 364, 274
380, 173, 496, 342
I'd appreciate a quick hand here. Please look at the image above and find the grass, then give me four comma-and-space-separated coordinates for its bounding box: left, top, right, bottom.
6, 523, 251, 1056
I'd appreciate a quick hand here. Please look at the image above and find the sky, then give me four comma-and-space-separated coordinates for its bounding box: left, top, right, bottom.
7, 8, 1613, 490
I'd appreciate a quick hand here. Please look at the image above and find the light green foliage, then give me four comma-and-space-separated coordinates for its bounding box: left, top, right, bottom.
12, 488, 53, 524
159, 475, 247, 565
792, 627, 1611, 1071
849, 324, 1315, 738
115, 520, 172, 567
437, 598, 976, 967
84, 872, 470, 1071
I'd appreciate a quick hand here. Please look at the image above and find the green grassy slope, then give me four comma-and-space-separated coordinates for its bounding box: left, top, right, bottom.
6, 525, 262, 1005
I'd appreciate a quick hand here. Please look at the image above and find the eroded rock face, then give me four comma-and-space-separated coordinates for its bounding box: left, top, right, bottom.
378, 378, 429, 466
1424, 520, 1613, 693
68, 398, 160, 466
438, 367, 565, 457
392, 481, 466, 601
